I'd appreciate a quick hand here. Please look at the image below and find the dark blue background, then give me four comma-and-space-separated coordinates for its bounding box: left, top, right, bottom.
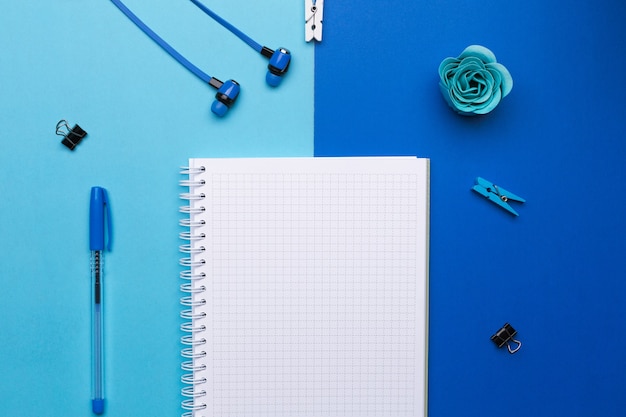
315, 1, 626, 415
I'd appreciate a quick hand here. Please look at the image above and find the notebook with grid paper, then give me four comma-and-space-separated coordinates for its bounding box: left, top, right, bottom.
179, 157, 430, 417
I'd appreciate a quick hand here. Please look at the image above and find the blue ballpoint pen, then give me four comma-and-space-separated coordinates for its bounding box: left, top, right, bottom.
90, 187, 112, 414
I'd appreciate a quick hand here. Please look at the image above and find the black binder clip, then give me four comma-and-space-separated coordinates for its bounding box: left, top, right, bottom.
56, 120, 87, 150
491, 323, 522, 354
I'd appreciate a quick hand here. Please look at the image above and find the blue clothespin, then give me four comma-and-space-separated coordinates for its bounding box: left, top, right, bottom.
472, 177, 525, 216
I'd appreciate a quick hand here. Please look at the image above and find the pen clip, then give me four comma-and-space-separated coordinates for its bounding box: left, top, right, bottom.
90, 187, 112, 252
104, 190, 112, 251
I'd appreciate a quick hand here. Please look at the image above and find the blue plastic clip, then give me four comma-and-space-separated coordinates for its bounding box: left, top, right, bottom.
472, 177, 525, 216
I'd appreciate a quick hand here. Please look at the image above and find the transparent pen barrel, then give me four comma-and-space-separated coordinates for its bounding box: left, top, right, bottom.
91, 251, 104, 406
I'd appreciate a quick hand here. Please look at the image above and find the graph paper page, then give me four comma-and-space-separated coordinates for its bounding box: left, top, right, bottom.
189, 157, 429, 417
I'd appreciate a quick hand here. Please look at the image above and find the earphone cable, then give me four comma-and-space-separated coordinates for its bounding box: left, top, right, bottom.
110, 0, 213, 84
188, 0, 264, 54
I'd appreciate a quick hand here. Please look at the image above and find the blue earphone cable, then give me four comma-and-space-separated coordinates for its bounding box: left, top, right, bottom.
109, 0, 213, 84
188, 0, 263, 54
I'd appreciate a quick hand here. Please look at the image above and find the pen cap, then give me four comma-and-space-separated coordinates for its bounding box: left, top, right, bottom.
89, 187, 112, 251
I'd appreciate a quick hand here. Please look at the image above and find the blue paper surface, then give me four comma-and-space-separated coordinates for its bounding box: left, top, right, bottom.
315, 0, 626, 416
0, 1, 312, 416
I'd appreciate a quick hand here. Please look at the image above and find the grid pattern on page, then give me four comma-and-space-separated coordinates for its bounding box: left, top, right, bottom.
191, 158, 428, 417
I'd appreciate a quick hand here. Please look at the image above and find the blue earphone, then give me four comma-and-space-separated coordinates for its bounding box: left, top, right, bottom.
110, 0, 240, 117
189, 0, 292, 87
208, 78, 241, 117
262, 47, 292, 87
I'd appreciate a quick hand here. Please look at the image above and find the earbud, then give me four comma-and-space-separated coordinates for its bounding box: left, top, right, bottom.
189, 1, 292, 88
110, 0, 243, 118
265, 48, 291, 87
209, 79, 240, 117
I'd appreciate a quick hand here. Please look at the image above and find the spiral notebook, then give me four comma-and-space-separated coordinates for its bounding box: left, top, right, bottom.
179, 157, 430, 417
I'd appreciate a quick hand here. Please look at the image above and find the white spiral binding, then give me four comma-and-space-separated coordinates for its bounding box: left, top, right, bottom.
179, 165, 207, 417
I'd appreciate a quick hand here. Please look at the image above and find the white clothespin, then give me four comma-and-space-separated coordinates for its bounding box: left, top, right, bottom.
305, 0, 324, 42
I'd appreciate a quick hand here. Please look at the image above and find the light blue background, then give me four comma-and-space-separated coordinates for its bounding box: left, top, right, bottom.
0, 1, 313, 416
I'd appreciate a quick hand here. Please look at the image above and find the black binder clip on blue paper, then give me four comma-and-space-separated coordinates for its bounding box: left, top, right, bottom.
56, 120, 87, 150
472, 177, 526, 216
491, 323, 522, 354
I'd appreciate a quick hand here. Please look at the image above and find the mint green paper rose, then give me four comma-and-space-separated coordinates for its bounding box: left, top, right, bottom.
438, 45, 513, 115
